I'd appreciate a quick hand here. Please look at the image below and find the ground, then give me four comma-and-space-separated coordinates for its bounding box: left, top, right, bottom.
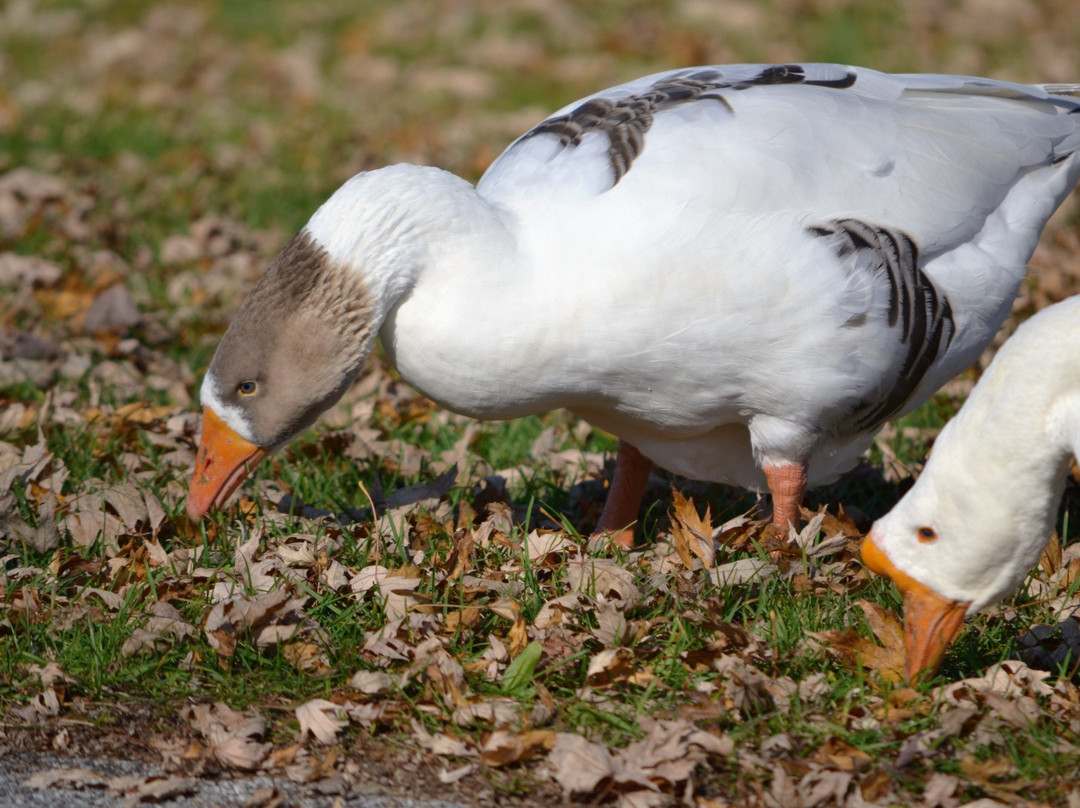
4, 2, 1080, 807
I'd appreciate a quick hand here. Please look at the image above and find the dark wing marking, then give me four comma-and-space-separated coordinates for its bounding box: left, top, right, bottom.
810, 219, 955, 431
734, 64, 858, 89
521, 64, 858, 184
522, 70, 733, 183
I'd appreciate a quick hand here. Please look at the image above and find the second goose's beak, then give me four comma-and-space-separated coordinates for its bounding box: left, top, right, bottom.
861, 532, 970, 682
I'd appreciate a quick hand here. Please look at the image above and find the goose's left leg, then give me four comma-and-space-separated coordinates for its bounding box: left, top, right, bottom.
763, 461, 808, 529
592, 440, 652, 549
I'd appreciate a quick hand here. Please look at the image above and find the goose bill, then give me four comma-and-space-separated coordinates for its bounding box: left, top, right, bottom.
187, 407, 268, 521
861, 532, 970, 682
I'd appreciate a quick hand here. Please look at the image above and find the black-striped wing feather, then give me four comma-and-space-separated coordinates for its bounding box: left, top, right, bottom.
810, 219, 956, 432
521, 65, 858, 184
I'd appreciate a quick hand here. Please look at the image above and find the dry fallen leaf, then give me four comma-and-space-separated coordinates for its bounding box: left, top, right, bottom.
480, 729, 556, 766
532, 592, 588, 629
585, 647, 654, 688
813, 737, 872, 772
188, 702, 270, 771
567, 557, 639, 609
591, 602, 630, 646
713, 654, 776, 716
937, 660, 1055, 702
525, 529, 576, 563
411, 719, 474, 757
959, 755, 1030, 801
123, 600, 197, 656
547, 733, 616, 795
669, 488, 716, 569
811, 600, 906, 683
296, 698, 349, 744
451, 697, 521, 728
13, 688, 61, 721
437, 763, 474, 784
349, 669, 394, 694
204, 586, 314, 658
548, 718, 732, 806
792, 767, 856, 808
1039, 531, 1062, 576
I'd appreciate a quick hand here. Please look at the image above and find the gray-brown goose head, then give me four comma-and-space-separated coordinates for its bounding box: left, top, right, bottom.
187, 228, 376, 521
186, 164, 505, 521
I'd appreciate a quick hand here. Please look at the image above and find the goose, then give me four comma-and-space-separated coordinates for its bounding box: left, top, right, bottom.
863, 295, 1080, 681
185, 63, 1080, 549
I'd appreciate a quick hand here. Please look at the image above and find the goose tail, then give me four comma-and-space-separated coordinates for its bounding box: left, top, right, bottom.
1042, 83, 1080, 100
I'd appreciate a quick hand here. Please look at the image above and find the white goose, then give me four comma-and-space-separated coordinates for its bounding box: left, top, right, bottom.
186, 63, 1080, 548
864, 295, 1080, 681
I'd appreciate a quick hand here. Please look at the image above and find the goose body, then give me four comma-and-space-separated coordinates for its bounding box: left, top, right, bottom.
187, 63, 1080, 545
864, 295, 1080, 680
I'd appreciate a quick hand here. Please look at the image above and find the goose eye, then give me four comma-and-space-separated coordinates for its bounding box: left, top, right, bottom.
917, 526, 937, 543
237, 381, 259, 396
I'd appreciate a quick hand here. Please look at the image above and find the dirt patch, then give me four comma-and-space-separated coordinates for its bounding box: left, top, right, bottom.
1, 701, 565, 807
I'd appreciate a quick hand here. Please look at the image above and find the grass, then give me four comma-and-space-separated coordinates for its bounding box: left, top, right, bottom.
3, 0, 1080, 805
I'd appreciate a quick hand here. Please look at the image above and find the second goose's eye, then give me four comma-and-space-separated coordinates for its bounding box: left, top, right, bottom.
237, 381, 259, 396
917, 526, 937, 543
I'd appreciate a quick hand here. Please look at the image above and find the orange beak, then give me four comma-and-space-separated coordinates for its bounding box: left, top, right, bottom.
861, 532, 970, 682
187, 407, 268, 521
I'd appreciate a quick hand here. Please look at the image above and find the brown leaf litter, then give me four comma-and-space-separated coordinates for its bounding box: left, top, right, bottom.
547, 718, 733, 807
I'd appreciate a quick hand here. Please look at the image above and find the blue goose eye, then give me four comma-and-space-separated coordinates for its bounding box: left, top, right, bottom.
237, 381, 259, 396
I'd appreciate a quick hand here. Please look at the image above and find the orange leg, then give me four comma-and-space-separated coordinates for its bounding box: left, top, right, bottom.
591, 440, 652, 549
763, 460, 808, 530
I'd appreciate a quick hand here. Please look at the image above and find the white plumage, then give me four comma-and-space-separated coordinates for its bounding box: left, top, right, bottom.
189, 63, 1080, 546
865, 296, 1080, 680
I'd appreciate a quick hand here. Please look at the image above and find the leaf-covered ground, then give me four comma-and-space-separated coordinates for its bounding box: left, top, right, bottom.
3, 1, 1080, 806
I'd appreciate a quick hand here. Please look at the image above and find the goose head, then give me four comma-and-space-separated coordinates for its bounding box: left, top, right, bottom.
861, 297, 1080, 681
186, 166, 460, 521
861, 467, 1005, 682
186, 229, 379, 521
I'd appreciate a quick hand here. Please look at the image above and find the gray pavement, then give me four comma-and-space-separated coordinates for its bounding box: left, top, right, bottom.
0, 753, 472, 807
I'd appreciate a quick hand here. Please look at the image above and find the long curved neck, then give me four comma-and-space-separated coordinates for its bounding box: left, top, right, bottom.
304, 165, 545, 414
883, 309, 1080, 611
305, 164, 514, 324
948, 324, 1080, 464
951, 350, 1073, 479
311, 164, 492, 308
919, 311, 1080, 550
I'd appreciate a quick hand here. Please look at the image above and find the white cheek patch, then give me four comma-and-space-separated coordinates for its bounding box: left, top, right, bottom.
200, 372, 257, 443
